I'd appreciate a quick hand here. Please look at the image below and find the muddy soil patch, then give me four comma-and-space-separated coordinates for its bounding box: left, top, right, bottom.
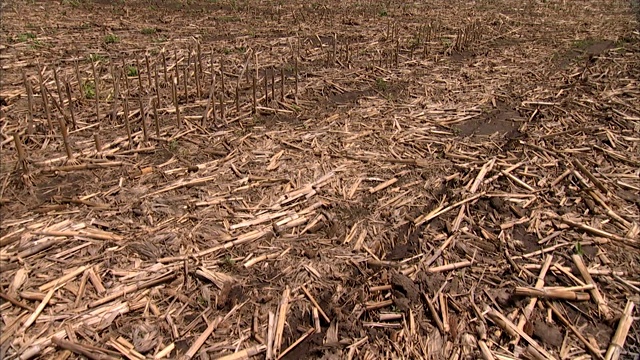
327, 89, 375, 105
554, 39, 615, 69
455, 106, 522, 140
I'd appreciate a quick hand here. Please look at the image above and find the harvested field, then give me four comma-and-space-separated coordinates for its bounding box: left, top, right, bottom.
1, 0, 639, 359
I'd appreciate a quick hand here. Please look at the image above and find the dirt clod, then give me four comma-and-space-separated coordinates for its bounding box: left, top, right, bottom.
391, 271, 421, 303
533, 321, 563, 348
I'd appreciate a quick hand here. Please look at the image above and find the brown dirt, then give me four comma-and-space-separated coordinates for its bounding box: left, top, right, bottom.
533, 320, 564, 348
455, 102, 523, 139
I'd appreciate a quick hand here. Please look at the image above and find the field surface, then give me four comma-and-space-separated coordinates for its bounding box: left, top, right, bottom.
1, 0, 639, 359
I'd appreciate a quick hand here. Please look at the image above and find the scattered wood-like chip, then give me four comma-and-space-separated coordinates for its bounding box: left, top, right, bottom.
0, 2, 638, 359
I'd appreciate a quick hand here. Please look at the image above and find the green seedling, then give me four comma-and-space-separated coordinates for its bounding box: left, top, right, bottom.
224, 255, 235, 265
218, 15, 240, 22
572, 39, 595, 49
28, 39, 45, 49
440, 37, 452, 46
62, 0, 80, 7
168, 139, 179, 152
83, 80, 96, 99
574, 241, 584, 256
153, 35, 168, 43
222, 255, 236, 269
141, 28, 157, 35
127, 66, 138, 77
104, 34, 120, 44
17, 32, 36, 42
88, 53, 105, 62
376, 78, 388, 91
88, 54, 106, 64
